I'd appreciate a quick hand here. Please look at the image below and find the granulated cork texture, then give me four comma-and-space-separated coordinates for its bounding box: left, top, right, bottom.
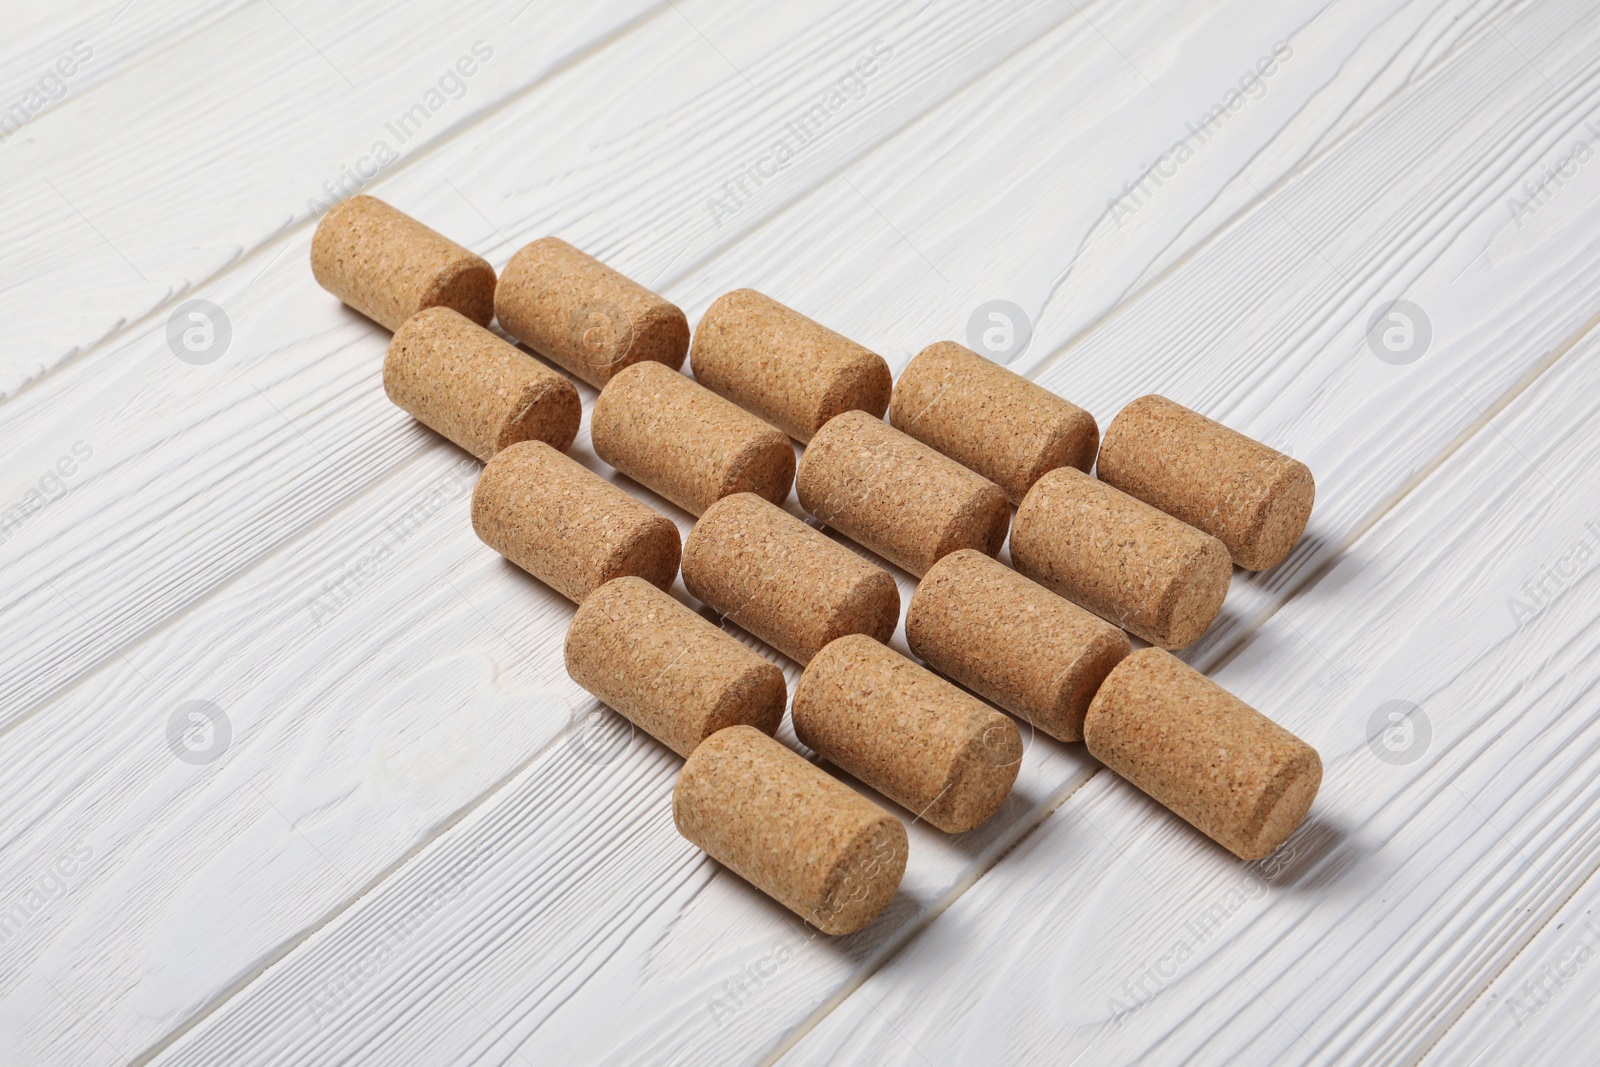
674, 725, 908, 935
906, 550, 1130, 743
1084, 648, 1322, 860
1011, 467, 1230, 649
471, 441, 680, 603
565, 577, 786, 757
1097, 394, 1315, 571
310, 195, 495, 331
689, 289, 892, 443
384, 307, 581, 462
591, 361, 794, 516
797, 410, 1010, 578
495, 237, 690, 388
792, 635, 1022, 834
682, 493, 898, 664
890, 341, 1099, 505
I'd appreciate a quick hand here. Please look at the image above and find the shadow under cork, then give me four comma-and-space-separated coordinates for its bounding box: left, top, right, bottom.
1261, 814, 1359, 893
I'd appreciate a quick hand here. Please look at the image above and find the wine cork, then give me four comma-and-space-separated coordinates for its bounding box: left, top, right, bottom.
591, 361, 794, 516
565, 577, 785, 757
889, 341, 1099, 505
689, 289, 892, 443
906, 550, 1130, 743
682, 493, 898, 664
1097, 395, 1315, 571
1084, 648, 1322, 860
310, 195, 496, 331
1011, 468, 1230, 649
675, 726, 908, 935
471, 441, 680, 603
793, 635, 1022, 833
797, 411, 1010, 578
495, 237, 689, 388
384, 307, 581, 461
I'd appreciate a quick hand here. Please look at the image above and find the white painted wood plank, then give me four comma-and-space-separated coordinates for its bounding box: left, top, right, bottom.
1, 1, 1125, 1061
775, 200, 1600, 1067
7, 0, 1599, 1064
1, 1, 249, 144
0, 0, 667, 397
128, 1, 1600, 1065
1424, 865, 1600, 1064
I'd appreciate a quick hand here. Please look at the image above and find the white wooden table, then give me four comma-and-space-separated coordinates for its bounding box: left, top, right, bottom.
4, 1, 1599, 1063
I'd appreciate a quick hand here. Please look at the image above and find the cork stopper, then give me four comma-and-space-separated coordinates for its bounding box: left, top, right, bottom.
1097, 395, 1315, 571
494, 237, 690, 388
689, 289, 892, 443
1011, 468, 1230, 649
310, 195, 496, 331
907, 550, 1130, 742
674, 725, 908, 935
793, 635, 1022, 833
889, 341, 1099, 505
384, 307, 581, 461
591, 361, 794, 516
797, 410, 1010, 578
471, 441, 680, 603
682, 493, 898, 664
1084, 648, 1322, 860
565, 577, 785, 757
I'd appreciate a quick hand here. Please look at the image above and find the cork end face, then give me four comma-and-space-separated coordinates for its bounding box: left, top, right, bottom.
718, 430, 797, 510
925, 713, 1024, 833
811, 815, 908, 935
594, 516, 682, 601
1040, 627, 1132, 743
1095, 394, 1179, 484
309, 196, 403, 328
1151, 534, 1232, 649
497, 375, 583, 458
812, 353, 894, 438
422, 257, 497, 327
702, 660, 788, 747
633, 303, 692, 375
1013, 409, 1100, 505
932, 483, 1012, 569
307, 196, 356, 290
1236, 459, 1315, 571
818, 568, 901, 660
1237, 747, 1322, 860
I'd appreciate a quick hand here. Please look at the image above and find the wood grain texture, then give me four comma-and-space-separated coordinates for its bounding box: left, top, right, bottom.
3, 0, 1599, 1064
781, 311, 1600, 1067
